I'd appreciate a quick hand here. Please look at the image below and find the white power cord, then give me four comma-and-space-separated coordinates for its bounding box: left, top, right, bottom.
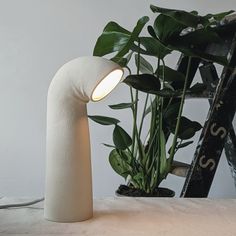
0, 198, 44, 209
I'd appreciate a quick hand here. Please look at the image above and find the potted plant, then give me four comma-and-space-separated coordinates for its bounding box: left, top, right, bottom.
89, 5, 233, 197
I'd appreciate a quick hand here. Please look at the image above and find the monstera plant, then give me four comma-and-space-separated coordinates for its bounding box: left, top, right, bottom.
89, 5, 233, 196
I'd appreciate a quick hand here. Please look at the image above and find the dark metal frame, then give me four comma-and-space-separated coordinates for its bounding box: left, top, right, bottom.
173, 19, 236, 197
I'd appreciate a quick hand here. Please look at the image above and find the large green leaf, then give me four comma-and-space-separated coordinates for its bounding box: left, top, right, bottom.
113, 125, 132, 150
150, 5, 207, 28
153, 14, 185, 42
112, 52, 133, 67
104, 21, 131, 34
94, 16, 149, 58
93, 20, 133, 57
204, 10, 234, 22
166, 29, 228, 65
157, 65, 185, 82
163, 102, 180, 120
147, 25, 158, 39
170, 116, 202, 140
119, 149, 132, 165
124, 74, 161, 94
113, 16, 149, 59
170, 28, 222, 46
130, 16, 149, 37
168, 43, 228, 66
135, 54, 154, 74
109, 149, 132, 178
134, 37, 172, 59
179, 128, 198, 140
148, 14, 229, 66
88, 115, 120, 125
93, 32, 130, 56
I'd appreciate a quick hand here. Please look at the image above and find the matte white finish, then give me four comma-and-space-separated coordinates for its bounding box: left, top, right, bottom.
44, 57, 123, 222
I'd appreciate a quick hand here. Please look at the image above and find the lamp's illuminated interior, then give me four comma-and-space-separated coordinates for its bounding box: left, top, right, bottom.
91, 69, 123, 101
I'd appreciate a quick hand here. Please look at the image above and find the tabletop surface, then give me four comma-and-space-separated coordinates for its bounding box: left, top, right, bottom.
0, 197, 236, 236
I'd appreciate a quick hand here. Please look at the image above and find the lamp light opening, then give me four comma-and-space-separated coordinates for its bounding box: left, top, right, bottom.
91, 69, 123, 102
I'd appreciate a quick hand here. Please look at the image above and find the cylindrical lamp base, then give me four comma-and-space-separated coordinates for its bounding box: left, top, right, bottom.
44, 96, 93, 222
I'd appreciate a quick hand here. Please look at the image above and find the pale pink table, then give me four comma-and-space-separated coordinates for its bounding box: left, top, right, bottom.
0, 197, 236, 236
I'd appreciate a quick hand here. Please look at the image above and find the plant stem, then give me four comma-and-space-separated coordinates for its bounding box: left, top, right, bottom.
127, 62, 137, 157
133, 89, 139, 144
132, 40, 141, 158
138, 93, 149, 139
168, 56, 192, 163
130, 87, 136, 155
146, 123, 159, 157
156, 58, 162, 188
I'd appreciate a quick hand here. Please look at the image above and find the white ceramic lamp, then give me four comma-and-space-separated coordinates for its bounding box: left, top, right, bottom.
44, 56, 123, 222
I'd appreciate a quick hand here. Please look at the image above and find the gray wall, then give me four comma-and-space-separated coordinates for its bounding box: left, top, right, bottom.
0, 0, 235, 198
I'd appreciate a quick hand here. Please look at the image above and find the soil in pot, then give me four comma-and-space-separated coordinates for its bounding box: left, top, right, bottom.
116, 185, 175, 197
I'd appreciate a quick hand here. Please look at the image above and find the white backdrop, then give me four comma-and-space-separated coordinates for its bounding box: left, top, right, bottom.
0, 0, 235, 198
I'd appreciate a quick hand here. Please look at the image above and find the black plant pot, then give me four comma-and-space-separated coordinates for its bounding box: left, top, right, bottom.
116, 185, 175, 197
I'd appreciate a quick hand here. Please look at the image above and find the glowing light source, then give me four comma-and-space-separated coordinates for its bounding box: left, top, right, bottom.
91, 69, 123, 102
